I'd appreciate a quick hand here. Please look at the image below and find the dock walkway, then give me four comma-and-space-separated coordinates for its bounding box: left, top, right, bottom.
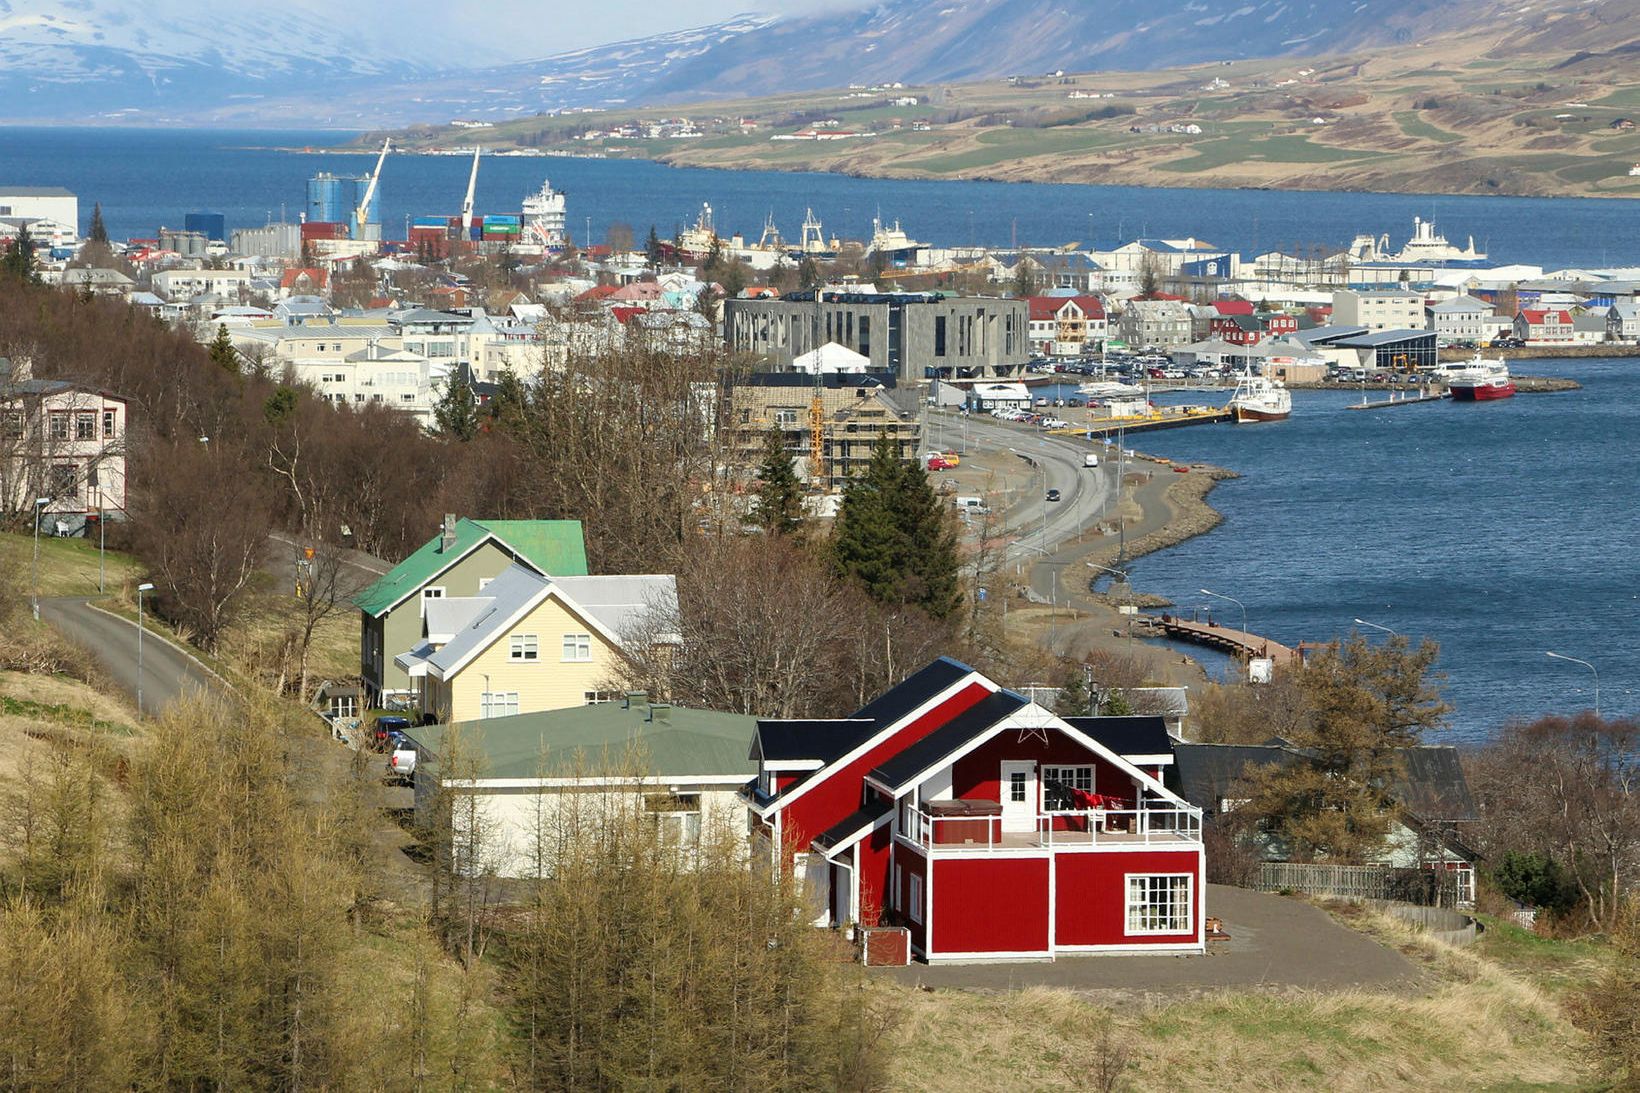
1345, 391, 1448, 411
1141, 615, 1301, 663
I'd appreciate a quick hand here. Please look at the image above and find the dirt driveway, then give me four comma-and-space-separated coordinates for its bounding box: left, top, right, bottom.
875, 884, 1419, 995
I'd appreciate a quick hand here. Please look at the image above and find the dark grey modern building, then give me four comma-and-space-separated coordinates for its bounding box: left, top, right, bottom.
723, 291, 1030, 381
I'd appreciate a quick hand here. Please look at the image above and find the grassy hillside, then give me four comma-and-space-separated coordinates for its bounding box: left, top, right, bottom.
377, 10, 1640, 199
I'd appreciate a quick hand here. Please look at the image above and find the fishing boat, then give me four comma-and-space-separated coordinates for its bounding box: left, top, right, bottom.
1226, 373, 1291, 423
1441, 355, 1516, 401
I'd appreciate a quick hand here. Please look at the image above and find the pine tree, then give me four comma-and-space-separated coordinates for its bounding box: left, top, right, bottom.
830, 434, 960, 617
1, 226, 38, 284
434, 372, 480, 441
207, 324, 239, 373
89, 203, 109, 246
645, 225, 664, 269
748, 426, 804, 536
798, 256, 823, 291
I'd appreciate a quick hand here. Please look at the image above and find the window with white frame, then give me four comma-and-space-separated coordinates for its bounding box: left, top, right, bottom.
908, 874, 923, 924
561, 632, 593, 662
479, 691, 519, 719
644, 793, 702, 847
1042, 765, 1094, 811
583, 690, 615, 705
509, 633, 539, 661
1126, 874, 1192, 934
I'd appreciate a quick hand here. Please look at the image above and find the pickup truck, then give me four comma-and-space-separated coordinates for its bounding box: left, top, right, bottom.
388, 746, 416, 784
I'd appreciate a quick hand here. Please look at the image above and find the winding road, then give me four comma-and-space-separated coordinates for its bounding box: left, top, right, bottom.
41, 598, 226, 714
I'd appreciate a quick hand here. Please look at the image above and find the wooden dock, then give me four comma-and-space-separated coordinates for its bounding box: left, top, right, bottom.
1140, 615, 1302, 664
1345, 391, 1448, 411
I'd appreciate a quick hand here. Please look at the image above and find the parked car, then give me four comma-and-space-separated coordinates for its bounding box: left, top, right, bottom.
927, 456, 954, 471
372, 716, 411, 752
1045, 488, 1062, 502
388, 746, 416, 784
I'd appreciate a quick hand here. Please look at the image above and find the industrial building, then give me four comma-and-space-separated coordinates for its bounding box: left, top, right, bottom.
307, 172, 380, 240
0, 186, 79, 247
723, 292, 1029, 382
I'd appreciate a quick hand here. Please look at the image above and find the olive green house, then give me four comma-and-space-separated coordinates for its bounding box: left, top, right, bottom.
356, 515, 589, 706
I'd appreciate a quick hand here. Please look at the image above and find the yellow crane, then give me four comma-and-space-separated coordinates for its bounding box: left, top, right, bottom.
809, 290, 827, 486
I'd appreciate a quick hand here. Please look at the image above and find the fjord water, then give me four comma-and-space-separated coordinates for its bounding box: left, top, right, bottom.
5, 127, 1636, 735
6, 126, 1640, 267
1125, 358, 1637, 739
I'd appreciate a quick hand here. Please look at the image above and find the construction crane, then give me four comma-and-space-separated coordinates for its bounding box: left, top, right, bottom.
460, 146, 481, 238
352, 138, 391, 238
809, 287, 827, 487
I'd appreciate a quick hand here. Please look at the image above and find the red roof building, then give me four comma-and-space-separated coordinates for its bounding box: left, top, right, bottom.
1211, 299, 1254, 317
1513, 308, 1574, 342
747, 658, 1205, 963
1026, 295, 1109, 356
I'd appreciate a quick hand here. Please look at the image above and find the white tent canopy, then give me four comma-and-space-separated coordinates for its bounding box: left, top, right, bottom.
792, 341, 871, 374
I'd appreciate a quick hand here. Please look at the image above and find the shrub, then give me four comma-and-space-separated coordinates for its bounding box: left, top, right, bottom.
1490, 850, 1580, 915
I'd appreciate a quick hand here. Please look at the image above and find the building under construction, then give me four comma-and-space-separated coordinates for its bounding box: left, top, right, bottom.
727, 372, 922, 493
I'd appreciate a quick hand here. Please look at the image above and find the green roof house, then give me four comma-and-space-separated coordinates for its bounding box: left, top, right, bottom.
403, 692, 758, 877
357, 515, 588, 703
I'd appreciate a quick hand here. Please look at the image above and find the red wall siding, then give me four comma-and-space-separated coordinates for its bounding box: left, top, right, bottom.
932, 857, 1050, 956
899, 849, 928, 954
1054, 849, 1202, 947
856, 823, 894, 928
951, 732, 1131, 807
780, 682, 993, 853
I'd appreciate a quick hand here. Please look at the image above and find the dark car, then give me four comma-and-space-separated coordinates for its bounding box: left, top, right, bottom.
1045, 488, 1062, 502
373, 716, 411, 752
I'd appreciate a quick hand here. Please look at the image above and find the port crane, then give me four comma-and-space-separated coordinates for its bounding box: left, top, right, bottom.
460, 146, 482, 238
353, 138, 391, 238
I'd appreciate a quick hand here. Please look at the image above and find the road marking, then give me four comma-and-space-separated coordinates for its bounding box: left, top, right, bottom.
81, 601, 236, 694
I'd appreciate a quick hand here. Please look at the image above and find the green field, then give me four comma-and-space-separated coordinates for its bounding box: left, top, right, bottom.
1394, 111, 1465, 144
906, 127, 1138, 173
1157, 134, 1386, 173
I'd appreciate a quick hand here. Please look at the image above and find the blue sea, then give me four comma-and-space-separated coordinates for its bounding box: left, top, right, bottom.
4, 126, 1640, 269
4, 126, 1635, 737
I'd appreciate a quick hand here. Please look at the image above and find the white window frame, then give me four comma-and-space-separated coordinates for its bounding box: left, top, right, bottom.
1125, 873, 1193, 935
644, 792, 702, 848
908, 873, 923, 925
584, 690, 615, 705
479, 691, 519, 719
1042, 765, 1094, 812
509, 633, 539, 661
561, 632, 593, 662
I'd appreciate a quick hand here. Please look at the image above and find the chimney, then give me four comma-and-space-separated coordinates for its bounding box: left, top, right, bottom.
439, 514, 457, 553
623, 690, 648, 710
647, 703, 672, 724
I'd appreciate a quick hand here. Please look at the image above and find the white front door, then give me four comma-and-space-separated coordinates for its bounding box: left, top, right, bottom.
999, 760, 1038, 833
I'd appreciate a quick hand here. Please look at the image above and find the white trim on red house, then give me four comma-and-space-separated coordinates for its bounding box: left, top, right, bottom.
752, 670, 998, 819
818, 808, 893, 862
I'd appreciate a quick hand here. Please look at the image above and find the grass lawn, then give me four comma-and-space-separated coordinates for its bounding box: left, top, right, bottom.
0, 530, 141, 598
885, 904, 1597, 1092
907, 127, 1137, 173
1394, 110, 1465, 144
1157, 135, 1385, 173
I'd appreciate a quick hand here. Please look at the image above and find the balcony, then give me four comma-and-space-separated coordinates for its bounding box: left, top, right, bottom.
903, 801, 1202, 853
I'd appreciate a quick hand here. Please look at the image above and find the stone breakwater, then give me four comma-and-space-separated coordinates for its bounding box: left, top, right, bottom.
1122, 463, 1239, 563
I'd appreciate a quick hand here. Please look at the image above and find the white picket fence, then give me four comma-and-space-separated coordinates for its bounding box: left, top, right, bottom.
1255, 862, 1397, 901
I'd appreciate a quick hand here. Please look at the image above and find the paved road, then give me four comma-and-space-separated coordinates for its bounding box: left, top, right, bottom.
876, 884, 1420, 994
41, 597, 224, 714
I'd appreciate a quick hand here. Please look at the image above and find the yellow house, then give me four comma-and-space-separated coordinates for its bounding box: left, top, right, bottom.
395, 564, 678, 722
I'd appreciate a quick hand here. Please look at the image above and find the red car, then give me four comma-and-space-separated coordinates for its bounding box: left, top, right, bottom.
927, 457, 954, 471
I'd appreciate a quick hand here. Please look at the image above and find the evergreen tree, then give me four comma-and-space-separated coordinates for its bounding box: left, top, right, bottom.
798, 256, 823, 290
1011, 258, 1037, 299
434, 372, 480, 441
645, 225, 664, 269
207, 324, 239, 373
831, 434, 961, 617
89, 203, 109, 246
263, 385, 299, 425
748, 426, 804, 536
1, 226, 38, 284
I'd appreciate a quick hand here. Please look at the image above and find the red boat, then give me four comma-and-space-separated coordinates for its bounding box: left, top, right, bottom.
1440, 354, 1515, 401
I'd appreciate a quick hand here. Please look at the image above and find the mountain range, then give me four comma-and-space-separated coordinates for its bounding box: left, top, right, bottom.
0, 0, 1619, 126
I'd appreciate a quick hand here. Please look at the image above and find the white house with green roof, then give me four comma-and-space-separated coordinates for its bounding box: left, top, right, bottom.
355, 515, 589, 705
403, 693, 758, 877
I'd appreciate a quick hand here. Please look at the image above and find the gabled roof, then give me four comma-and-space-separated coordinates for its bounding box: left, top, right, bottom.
353, 518, 589, 618
404, 700, 757, 781
1520, 308, 1573, 323
752, 719, 878, 765
867, 691, 1029, 791
852, 656, 975, 728
1212, 299, 1255, 316
1062, 716, 1174, 760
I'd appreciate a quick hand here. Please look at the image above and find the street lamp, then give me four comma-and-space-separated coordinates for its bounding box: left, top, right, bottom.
1086, 560, 1130, 585
1353, 617, 1399, 638
1545, 651, 1599, 718
136, 582, 154, 716
1199, 587, 1248, 636
31, 496, 49, 621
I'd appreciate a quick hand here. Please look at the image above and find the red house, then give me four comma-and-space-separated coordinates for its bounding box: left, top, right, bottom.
746, 659, 1205, 962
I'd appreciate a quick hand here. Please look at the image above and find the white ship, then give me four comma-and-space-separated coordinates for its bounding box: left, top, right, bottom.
521, 179, 566, 250
1226, 373, 1291, 423
1347, 216, 1485, 265
677, 202, 719, 259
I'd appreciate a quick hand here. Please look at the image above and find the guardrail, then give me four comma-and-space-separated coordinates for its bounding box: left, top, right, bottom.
907, 804, 1202, 851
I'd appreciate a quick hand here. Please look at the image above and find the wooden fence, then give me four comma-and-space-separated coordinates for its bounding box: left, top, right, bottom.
1253, 862, 1463, 906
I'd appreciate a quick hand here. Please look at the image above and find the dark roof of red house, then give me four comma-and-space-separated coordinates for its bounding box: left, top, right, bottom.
868, 690, 1028, 791
752, 719, 878, 765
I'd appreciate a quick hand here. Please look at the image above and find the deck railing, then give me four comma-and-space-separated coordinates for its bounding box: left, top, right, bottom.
905, 803, 1202, 852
